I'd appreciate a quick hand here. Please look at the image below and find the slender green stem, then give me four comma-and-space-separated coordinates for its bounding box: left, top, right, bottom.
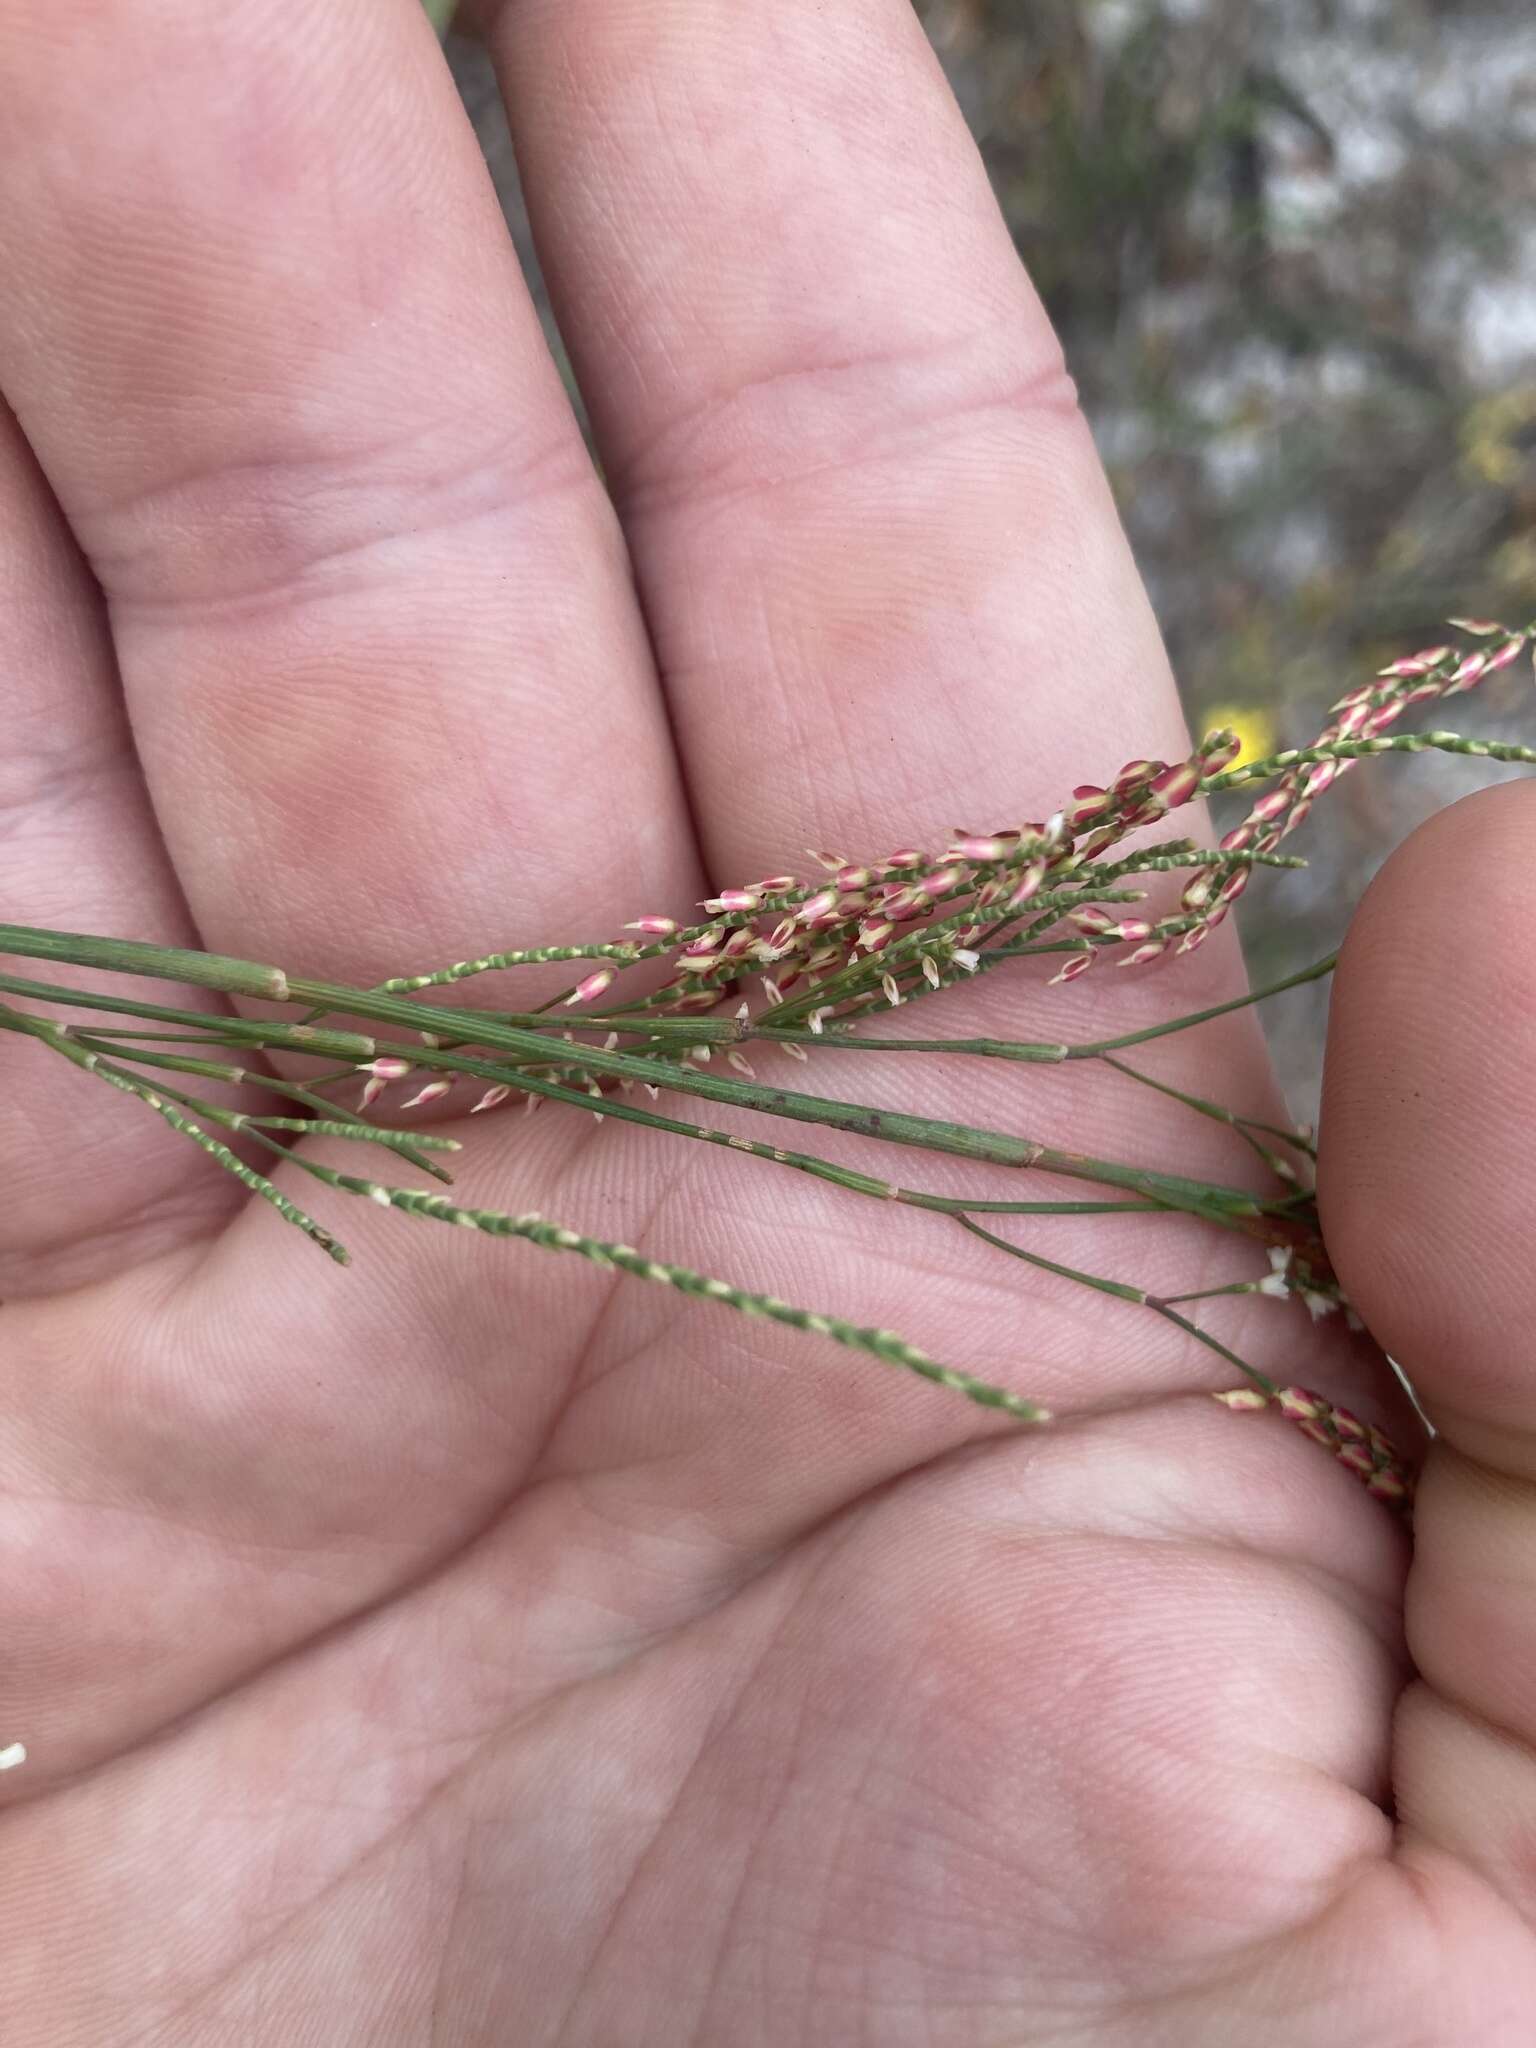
1099, 1056, 1314, 1183
1159, 1281, 1269, 1306
1202, 729, 1536, 791
956, 1214, 1280, 1399
0, 1002, 346, 1260
68, 1032, 458, 1180
0, 929, 290, 1000
0, 929, 1299, 1219
484, 1065, 1194, 1222
1062, 952, 1338, 1058
0, 967, 376, 1059
256, 1151, 1054, 1423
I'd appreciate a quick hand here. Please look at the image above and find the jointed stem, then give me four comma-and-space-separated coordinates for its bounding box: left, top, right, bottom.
955, 1215, 1281, 1400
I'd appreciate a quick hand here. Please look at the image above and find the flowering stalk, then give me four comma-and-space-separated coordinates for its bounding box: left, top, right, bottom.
3, 618, 1531, 1511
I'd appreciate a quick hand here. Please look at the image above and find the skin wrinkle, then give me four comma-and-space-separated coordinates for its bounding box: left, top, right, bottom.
544, 1514, 872, 2048
607, 325, 1080, 514
85, 420, 605, 620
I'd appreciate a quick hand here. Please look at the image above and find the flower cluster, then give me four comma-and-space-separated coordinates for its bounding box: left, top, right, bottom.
573, 726, 1248, 1046
1213, 1384, 1417, 1517
1185, 617, 1530, 928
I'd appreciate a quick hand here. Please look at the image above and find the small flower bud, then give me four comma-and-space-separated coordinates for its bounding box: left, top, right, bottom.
567, 968, 617, 1005
1148, 761, 1202, 810
796, 888, 839, 925
1069, 786, 1112, 828
1483, 635, 1527, 674
1005, 861, 1047, 911
400, 1079, 453, 1110
363, 1057, 413, 1081
1199, 731, 1243, 773
944, 834, 1013, 863
1246, 787, 1293, 823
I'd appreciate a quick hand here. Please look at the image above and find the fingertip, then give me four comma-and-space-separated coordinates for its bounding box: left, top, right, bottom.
1320, 778, 1536, 1463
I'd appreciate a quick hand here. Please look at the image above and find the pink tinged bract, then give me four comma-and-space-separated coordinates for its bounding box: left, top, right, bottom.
1199, 732, 1242, 773
945, 834, 1015, 863
1148, 761, 1202, 809
1247, 786, 1292, 823
567, 968, 617, 1005
1006, 861, 1047, 911
1482, 636, 1527, 674
1279, 798, 1312, 839
400, 1079, 452, 1110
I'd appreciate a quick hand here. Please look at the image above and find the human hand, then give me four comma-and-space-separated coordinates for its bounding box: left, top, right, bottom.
1, 4, 1532, 2040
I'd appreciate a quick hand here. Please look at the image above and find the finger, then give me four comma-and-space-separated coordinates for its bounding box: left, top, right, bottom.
0, 403, 244, 1292
0, 0, 697, 993
1320, 780, 1536, 1923
483, 0, 1198, 922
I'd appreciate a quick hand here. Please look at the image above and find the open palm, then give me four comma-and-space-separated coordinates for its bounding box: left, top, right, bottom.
3, 5, 1534, 2041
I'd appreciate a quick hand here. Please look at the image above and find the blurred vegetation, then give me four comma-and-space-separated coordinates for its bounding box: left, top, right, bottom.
923, 0, 1536, 694
445, 0, 1536, 1110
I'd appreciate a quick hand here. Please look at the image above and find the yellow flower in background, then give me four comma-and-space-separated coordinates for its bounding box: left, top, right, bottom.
1199, 704, 1277, 765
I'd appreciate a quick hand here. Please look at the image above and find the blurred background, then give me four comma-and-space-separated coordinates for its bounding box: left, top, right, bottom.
438, 1, 1536, 1119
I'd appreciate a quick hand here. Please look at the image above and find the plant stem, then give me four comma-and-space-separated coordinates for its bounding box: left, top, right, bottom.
955, 1214, 1280, 1399
0, 1002, 346, 1259
1201, 729, 1536, 791
263, 1152, 1056, 1422
0, 928, 1302, 1219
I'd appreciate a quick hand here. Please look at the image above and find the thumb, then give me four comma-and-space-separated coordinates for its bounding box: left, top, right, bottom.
1321, 778, 1536, 1925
